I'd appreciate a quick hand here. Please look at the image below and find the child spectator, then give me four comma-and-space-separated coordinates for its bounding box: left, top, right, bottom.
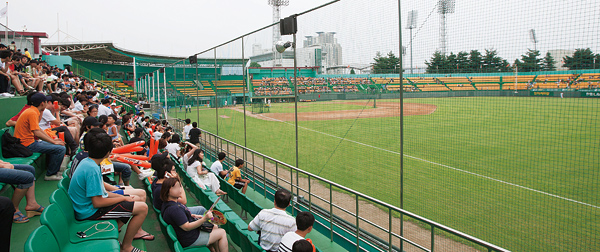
278, 212, 315, 252
160, 177, 229, 251
209, 152, 228, 178
68, 128, 152, 252
226, 159, 250, 194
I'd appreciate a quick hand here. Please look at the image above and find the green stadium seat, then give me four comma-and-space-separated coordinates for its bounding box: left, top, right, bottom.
41, 202, 119, 244
166, 225, 178, 243
24, 225, 61, 252
57, 177, 70, 191
40, 204, 120, 250
174, 241, 212, 252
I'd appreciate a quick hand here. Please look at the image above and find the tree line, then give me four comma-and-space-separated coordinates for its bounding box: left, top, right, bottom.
371, 48, 600, 74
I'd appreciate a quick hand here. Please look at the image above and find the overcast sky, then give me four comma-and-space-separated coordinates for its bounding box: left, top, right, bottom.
8, 0, 600, 68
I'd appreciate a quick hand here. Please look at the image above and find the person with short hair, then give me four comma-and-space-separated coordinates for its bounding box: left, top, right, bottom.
160, 177, 229, 251
14, 92, 66, 181
226, 159, 250, 194
68, 128, 151, 252
278, 212, 315, 252
248, 189, 297, 251
292, 240, 314, 252
188, 122, 201, 146
183, 119, 192, 141
209, 152, 227, 178
98, 98, 113, 116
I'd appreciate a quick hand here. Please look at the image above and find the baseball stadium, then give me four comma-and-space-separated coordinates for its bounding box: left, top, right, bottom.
1, 0, 599, 252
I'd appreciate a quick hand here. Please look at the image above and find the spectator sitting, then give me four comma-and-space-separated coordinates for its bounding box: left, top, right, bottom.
151, 152, 205, 214
0, 160, 43, 224
98, 98, 113, 117
226, 159, 249, 194
14, 92, 66, 181
184, 148, 226, 196
291, 240, 314, 252
160, 177, 229, 251
39, 95, 79, 156
248, 188, 296, 251
278, 212, 315, 252
209, 152, 228, 178
68, 128, 152, 252
165, 133, 182, 158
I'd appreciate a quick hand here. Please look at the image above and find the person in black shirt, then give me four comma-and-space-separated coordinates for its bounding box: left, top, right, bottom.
188, 122, 201, 147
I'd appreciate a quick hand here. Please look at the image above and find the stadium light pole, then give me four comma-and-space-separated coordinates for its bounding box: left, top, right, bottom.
406, 11, 417, 74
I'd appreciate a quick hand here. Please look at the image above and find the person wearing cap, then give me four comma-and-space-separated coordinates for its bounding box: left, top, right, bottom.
14, 92, 66, 181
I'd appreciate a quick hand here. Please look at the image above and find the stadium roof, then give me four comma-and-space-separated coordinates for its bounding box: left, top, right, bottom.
41, 42, 247, 66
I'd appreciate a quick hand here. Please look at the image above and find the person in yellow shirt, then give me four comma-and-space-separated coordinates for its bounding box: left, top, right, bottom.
23, 48, 32, 60
226, 159, 250, 194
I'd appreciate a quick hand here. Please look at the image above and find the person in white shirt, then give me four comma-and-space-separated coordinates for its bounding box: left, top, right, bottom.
278, 212, 315, 252
153, 125, 164, 140
183, 118, 192, 141
164, 134, 182, 158
98, 98, 113, 116
249, 189, 297, 251
209, 152, 227, 178
183, 147, 226, 196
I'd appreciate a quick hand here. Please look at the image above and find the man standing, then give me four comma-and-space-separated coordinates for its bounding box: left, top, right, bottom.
183, 119, 192, 141
188, 122, 201, 147
14, 93, 66, 180
249, 189, 296, 252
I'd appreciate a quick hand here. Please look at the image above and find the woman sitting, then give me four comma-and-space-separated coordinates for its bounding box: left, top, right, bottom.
161, 177, 228, 251
184, 148, 226, 196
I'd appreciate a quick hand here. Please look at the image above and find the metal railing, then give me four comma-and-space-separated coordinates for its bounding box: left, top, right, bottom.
189, 128, 509, 252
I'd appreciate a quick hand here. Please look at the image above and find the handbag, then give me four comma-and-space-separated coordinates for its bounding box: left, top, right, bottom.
1, 130, 33, 158
198, 222, 214, 233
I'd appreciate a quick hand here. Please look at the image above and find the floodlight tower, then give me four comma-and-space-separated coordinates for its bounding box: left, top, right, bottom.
406, 10, 418, 74
529, 29, 538, 52
269, 0, 289, 66
438, 0, 455, 55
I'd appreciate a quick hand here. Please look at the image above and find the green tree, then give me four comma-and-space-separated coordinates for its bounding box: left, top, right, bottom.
425, 51, 447, 74
468, 50, 483, 73
249, 62, 261, 68
563, 48, 596, 70
456, 51, 470, 72
482, 49, 505, 72
446, 52, 458, 73
350, 68, 356, 74
373, 51, 401, 74
542, 52, 557, 71
516, 49, 542, 72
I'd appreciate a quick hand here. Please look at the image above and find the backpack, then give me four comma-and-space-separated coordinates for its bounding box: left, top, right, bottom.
1, 130, 33, 158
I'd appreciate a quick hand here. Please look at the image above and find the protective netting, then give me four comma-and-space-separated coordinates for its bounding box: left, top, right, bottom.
134, 0, 600, 251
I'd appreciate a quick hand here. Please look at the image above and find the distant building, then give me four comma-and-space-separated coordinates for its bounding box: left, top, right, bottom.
548, 49, 574, 71
249, 32, 342, 74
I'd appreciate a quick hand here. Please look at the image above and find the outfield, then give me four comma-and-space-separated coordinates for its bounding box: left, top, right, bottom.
168, 97, 599, 251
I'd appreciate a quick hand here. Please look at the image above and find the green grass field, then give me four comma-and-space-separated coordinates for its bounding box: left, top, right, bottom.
169, 97, 600, 251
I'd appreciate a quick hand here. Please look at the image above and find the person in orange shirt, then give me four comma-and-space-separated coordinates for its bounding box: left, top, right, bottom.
14, 92, 66, 181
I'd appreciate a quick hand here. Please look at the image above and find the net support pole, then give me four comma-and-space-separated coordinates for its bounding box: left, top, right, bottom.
293, 33, 299, 170
397, 0, 405, 251
214, 49, 219, 136
133, 57, 137, 94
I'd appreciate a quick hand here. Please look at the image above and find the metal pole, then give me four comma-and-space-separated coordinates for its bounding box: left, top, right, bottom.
293, 33, 299, 169
410, 28, 413, 74
164, 68, 168, 117
157, 70, 161, 104
214, 49, 219, 136
398, 1, 405, 251
196, 58, 199, 126
133, 57, 137, 93
242, 37, 247, 149
4, 2, 7, 42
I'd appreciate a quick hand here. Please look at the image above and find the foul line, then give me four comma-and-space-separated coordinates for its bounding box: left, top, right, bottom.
252, 111, 600, 210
